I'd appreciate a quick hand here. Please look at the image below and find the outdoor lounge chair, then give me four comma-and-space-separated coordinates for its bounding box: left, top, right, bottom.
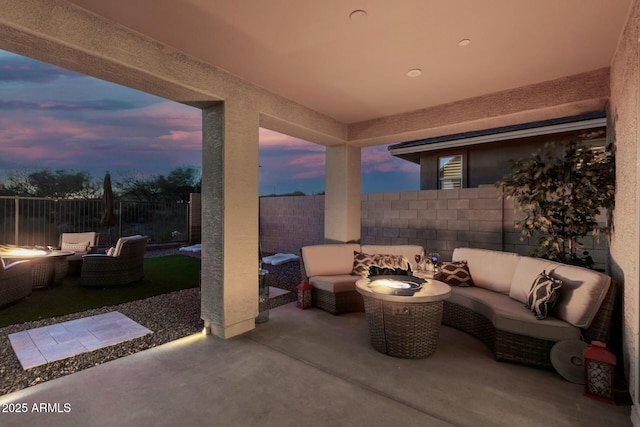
80, 235, 149, 287
0, 259, 32, 307
58, 232, 100, 276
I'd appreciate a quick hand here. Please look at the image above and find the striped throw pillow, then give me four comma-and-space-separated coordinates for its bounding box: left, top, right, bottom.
525, 270, 563, 320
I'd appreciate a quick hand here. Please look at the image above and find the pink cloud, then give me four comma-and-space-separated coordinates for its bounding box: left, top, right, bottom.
259, 127, 324, 151
158, 130, 202, 147
362, 146, 417, 173
0, 116, 110, 143
289, 153, 325, 167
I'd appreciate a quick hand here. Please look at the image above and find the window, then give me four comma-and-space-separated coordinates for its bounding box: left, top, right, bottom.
438, 155, 463, 189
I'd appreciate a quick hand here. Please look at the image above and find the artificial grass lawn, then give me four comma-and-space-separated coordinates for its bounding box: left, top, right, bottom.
0, 255, 200, 328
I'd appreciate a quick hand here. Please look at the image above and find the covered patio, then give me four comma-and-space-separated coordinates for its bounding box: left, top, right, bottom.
1, 1, 639, 425
0, 303, 631, 426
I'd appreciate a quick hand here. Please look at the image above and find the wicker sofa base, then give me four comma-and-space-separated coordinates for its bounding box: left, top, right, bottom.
312, 289, 364, 315
442, 301, 554, 369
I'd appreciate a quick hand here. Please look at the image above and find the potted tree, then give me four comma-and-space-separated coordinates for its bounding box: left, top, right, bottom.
497, 130, 615, 269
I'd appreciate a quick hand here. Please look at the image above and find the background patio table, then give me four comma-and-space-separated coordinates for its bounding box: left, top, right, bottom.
0, 249, 74, 289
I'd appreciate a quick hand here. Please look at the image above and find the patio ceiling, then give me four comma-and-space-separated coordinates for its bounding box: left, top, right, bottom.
67, 0, 631, 125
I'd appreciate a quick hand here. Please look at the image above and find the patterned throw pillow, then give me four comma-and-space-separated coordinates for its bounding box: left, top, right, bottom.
525, 270, 563, 320
61, 241, 90, 252
440, 261, 474, 286
373, 254, 410, 271
352, 251, 376, 277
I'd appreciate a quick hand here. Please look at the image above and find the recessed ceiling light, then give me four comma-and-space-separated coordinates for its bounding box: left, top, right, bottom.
458, 39, 471, 47
407, 68, 422, 78
349, 10, 367, 21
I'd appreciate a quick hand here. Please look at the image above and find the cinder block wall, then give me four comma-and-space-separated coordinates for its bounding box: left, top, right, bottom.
257, 189, 608, 269
259, 195, 324, 254
361, 186, 503, 262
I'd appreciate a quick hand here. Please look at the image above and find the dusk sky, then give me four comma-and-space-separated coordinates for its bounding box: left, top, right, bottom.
0, 49, 418, 195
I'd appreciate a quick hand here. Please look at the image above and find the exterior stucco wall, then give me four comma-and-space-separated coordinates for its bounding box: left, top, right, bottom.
417, 130, 606, 190
610, 0, 640, 416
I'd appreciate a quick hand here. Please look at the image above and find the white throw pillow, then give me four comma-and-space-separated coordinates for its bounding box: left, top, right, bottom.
61, 241, 90, 252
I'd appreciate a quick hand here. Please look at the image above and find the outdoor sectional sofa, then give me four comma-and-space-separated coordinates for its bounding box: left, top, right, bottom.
443, 247, 615, 368
300, 244, 615, 369
300, 243, 424, 314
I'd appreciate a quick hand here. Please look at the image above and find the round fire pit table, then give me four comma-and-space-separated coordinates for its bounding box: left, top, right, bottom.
356, 276, 451, 359
0, 248, 75, 289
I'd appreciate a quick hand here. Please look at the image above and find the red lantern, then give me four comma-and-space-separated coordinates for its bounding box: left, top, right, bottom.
297, 280, 312, 309
583, 341, 617, 404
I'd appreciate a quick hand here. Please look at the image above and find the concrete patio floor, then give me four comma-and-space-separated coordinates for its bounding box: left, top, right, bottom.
0, 302, 632, 426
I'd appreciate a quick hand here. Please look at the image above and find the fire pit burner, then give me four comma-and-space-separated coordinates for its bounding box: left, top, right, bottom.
368, 275, 424, 296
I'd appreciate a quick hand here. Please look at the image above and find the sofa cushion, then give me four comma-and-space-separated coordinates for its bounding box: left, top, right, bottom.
550, 264, 611, 329
448, 287, 580, 341
509, 257, 562, 303
361, 244, 424, 271
302, 244, 361, 277
112, 235, 143, 257
452, 248, 520, 294
509, 256, 611, 328
440, 261, 474, 287
352, 251, 375, 277
60, 231, 98, 247
309, 275, 359, 293
526, 271, 563, 320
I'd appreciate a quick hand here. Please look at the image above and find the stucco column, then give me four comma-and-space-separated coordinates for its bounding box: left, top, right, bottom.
201, 102, 260, 338
325, 144, 361, 243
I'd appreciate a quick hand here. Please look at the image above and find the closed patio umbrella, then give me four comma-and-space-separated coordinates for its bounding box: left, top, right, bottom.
100, 171, 116, 245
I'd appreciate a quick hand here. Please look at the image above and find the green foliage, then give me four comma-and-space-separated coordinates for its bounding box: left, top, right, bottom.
2, 168, 100, 199
0, 166, 201, 202
261, 191, 308, 197
116, 166, 201, 202
497, 131, 615, 267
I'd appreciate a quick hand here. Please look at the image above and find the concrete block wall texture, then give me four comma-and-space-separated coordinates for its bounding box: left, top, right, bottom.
361, 186, 505, 262
256, 188, 609, 269
259, 195, 324, 255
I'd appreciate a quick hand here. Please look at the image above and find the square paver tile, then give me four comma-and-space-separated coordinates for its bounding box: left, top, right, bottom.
8, 311, 152, 369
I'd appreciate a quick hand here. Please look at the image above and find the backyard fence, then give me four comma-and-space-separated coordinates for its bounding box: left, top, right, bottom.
0, 196, 190, 248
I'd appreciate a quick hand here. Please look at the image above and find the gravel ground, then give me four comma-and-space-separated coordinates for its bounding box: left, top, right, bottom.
0, 249, 301, 396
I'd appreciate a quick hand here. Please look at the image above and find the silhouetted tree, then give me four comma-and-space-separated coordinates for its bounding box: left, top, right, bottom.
158, 166, 201, 203
116, 167, 201, 202
2, 168, 100, 199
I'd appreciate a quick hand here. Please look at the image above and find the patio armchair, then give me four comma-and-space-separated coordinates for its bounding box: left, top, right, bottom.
80, 235, 149, 287
0, 259, 32, 307
58, 231, 100, 253
58, 232, 100, 276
